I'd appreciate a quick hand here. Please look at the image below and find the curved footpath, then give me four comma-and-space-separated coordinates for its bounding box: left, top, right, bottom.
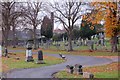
5, 50, 118, 78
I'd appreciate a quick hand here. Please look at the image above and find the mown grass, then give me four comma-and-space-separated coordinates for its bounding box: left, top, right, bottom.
7, 39, 113, 51
7, 38, 119, 56
43, 50, 118, 56
54, 71, 82, 78
94, 71, 118, 78
7, 46, 118, 56
2, 53, 64, 73
54, 62, 119, 78
54, 71, 118, 78
6, 39, 119, 56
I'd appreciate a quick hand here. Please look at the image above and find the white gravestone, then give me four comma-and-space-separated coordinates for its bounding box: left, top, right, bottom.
26, 42, 33, 62
26, 50, 32, 58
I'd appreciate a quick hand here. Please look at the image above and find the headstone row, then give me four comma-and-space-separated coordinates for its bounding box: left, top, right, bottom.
66, 64, 83, 75
66, 64, 94, 78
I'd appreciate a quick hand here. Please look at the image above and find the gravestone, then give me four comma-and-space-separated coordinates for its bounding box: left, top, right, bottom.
66, 65, 74, 74
79, 41, 82, 46
87, 40, 94, 51
36, 50, 44, 64
74, 64, 83, 75
25, 41, 34, 62
56, 44, 60, 50
4, 47, 8, 57
64, 43, 68, 46
64, 43, 69, 51
84, 39, 87, 46
94, 41, 98, 50
14, 57, 20, 60
83, 72, 94, 78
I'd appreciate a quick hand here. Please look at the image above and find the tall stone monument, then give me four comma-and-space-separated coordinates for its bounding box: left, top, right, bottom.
26, 41, 34, 62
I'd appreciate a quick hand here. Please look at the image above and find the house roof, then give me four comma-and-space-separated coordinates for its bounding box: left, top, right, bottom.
53, 29, 66, 34
1, 29, 43, 41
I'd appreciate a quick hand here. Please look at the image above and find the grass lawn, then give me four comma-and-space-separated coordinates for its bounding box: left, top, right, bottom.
41, 49, 118, 56
2, 52, 64, 73
54, 62, 119, 78
7, 46, 118, 56
6, 38, 119, 56
8, 46, 26, 50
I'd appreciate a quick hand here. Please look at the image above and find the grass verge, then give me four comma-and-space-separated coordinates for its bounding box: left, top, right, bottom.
7, 46, 118, 56
2, 52, 64, 73
41, 49, 118, 56
54, 62, 119, 78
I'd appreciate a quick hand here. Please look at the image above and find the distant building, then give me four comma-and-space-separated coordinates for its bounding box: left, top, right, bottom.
1, 28, 41, 46
5, 28, 41, 40
53, 28, 66, 34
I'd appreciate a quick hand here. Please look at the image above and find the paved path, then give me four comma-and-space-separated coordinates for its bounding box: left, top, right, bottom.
5, 50, 118, 78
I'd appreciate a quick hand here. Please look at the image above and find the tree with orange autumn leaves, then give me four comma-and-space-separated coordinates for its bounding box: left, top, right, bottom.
82, 2, 120, 52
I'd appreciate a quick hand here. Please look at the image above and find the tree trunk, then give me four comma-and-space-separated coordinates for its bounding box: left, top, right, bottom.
3, 29, 9, 48
13, 27, 16, 48
111, 35, 118, 52
3, 32, 9, 57
68, 32, 73, 51
4, 37, 8, 48
33, 26, 37, 50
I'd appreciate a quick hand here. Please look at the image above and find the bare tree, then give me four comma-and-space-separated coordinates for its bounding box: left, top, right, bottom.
1, 2, 15, 47
1, 2, 25, 48
11, 3, 26, 48
23, 2, 42, 49
50, 1, 84, 51
11, 17, 25, 48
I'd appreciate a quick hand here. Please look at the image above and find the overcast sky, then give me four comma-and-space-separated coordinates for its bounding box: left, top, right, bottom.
0, 1, 92, 30
1, 0, 112, 30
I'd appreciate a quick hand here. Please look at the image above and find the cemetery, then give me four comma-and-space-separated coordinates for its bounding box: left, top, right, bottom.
0, 0, 120, 79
